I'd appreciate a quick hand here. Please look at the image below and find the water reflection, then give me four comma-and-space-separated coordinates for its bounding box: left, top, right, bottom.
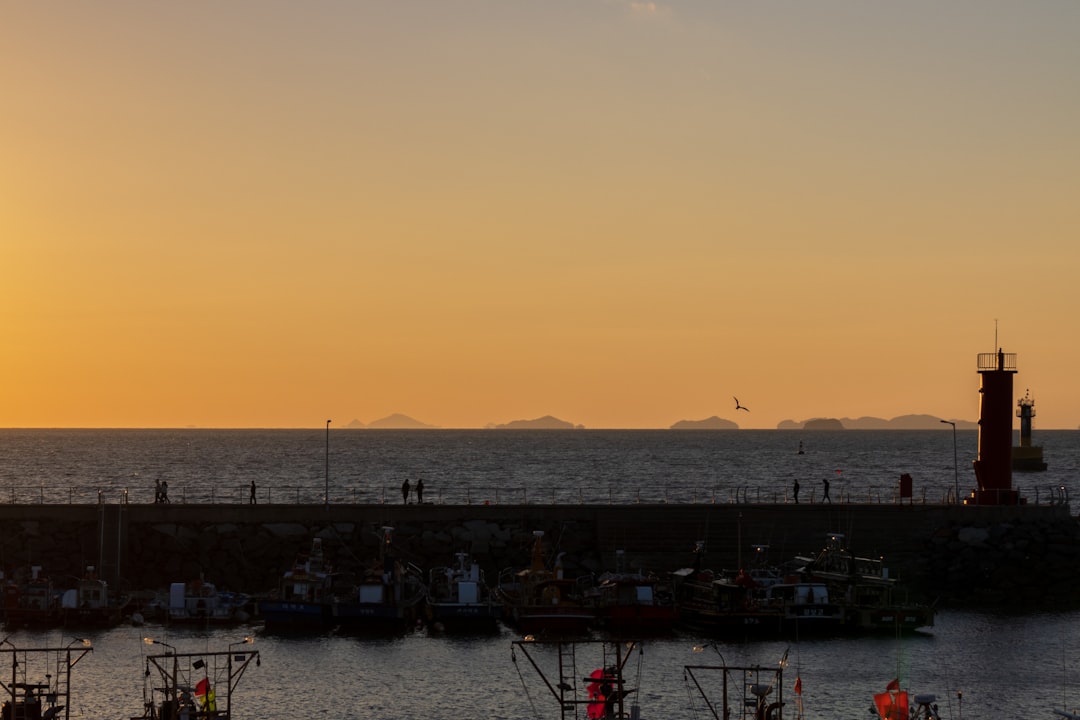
1, 609, 1077, 719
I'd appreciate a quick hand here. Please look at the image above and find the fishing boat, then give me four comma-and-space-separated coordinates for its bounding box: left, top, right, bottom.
588, 551, 677, 635
426, 551, 502, 633
132, 636, 258, 720
795, 533, 935, 633
165, 578, 251, 626
672, 568, 784, 637
757, 578, 848, 635
330, 527, 428, 633
671, 543, 785, 638
683, 647, 790, 720
871, 678, 947, 720
495, 531, 595, 637
590, 570, 677, 635
257, 538, 335, 630
0, 638, 93, 720
2, 566, 62, 629
510, 638, 646, 720
60, 566, 130, 628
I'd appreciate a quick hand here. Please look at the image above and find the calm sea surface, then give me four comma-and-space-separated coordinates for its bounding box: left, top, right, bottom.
0, 428, 1078, 506
1, 429, 1079, 719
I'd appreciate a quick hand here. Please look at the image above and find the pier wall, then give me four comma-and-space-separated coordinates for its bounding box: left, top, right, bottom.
1, 503, 1077, 608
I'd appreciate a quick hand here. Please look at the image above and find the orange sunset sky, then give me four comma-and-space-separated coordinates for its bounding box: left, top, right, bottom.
3, 2, 1079, 430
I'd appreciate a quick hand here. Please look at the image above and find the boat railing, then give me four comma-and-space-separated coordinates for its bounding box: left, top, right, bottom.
683, 662, 786, 720
0, 481, 1063, 507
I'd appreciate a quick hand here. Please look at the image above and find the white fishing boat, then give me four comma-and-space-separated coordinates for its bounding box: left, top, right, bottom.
426, 551, 501, 632
60, 566, 131, 628
758, 579, 848, 635
166, 578, 251, 626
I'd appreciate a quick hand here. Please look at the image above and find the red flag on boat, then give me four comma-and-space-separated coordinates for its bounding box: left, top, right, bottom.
885, 678, 900, 692
195, 678, 210, 697
874, 689, 908, 720
587, 668, 607, 720
794, 676, 802, 695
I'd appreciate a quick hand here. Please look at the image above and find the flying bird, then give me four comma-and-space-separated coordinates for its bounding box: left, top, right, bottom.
734, 396, 749, 412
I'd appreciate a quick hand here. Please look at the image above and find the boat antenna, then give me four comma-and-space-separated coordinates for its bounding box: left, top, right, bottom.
510, 645, 541, 719
792, 644, 804, 720
630, 641, 645, 720
1063, 627, 1069, 714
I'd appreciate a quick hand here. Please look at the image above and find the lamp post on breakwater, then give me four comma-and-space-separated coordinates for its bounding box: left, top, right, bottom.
941, 419, 959, 503
325, 419, 331, 510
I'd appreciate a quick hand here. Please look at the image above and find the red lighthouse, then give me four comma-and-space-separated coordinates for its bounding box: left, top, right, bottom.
970, 348, 1020, 505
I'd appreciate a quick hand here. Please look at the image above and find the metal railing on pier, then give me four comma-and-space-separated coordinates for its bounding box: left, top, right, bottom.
0, 482, 1069, 508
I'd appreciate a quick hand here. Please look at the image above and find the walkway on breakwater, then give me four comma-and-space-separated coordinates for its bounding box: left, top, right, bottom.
6, 479, 1072, 506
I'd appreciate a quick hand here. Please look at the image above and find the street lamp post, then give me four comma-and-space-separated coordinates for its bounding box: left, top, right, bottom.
144, 637, 178, 709
142, 637, 174, 654
227, 636, 255, 717
325, 420, 331, 509
941, 420, 959, 503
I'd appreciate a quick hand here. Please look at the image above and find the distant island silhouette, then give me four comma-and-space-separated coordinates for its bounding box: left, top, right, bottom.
339, 412, 976, 430
777, 414, 977, 430
342, 414, 584, 429
487, 415, 584, 430
670, 416, 739, 430
344, 413, 437, 429
799, 418, 846, 431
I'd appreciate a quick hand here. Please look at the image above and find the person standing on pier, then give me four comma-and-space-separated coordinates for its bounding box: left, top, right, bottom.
821, 477, 831, 503
416, 478, 424, 504
249, 480, 257, 504
401, 478, 411, 504
793, 479, 800, 504
154, 478, 162, 504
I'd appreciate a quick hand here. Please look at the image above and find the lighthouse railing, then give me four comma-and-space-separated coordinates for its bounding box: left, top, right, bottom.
977, 352, 1017, 371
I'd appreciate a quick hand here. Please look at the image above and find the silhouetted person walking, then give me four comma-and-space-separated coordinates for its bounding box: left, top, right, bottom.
416, 478, 424, 504
401, 478, 410, 504
821, 477, 831, 503
250, 480, 257, 504
793, 479, 800, 504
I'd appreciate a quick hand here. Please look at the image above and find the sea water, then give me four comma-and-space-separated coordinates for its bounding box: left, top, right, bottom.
1, 429, 1079, 718
3, 609, 1080, 719
0, 428, 1077, 506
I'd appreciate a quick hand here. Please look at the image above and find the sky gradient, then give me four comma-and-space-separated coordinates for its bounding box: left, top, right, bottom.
3, 2, 1079, 430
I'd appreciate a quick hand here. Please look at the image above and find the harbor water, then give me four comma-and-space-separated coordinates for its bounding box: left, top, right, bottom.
1, 429, 1078, 718
4, 609, 1080, 719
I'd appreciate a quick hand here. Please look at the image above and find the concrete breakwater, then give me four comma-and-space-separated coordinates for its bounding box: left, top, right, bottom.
1, 503, 1078, 609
